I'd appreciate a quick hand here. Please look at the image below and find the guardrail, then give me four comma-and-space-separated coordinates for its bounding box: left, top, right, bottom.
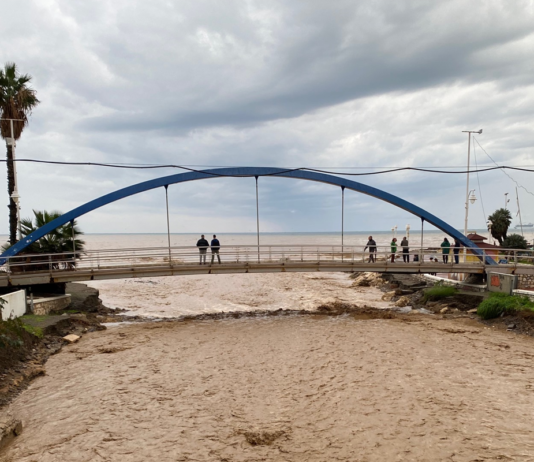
1, 245, 532, 275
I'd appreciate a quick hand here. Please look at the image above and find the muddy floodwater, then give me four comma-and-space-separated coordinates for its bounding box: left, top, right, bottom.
3, 312, 534, 461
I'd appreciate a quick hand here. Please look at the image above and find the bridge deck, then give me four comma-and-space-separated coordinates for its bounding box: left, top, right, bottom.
0, 244, 529, 287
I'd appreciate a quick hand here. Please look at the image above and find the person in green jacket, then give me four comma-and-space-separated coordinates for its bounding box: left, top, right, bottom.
390, 238, 398, 263
441, 237, 451, 263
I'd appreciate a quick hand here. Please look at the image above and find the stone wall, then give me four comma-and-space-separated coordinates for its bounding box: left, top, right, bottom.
517, 274, 534, 290
32, 295, 71, 315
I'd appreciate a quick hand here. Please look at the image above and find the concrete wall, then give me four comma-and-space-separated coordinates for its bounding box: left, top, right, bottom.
0, 290, 27, 320
512, 289, 534, 301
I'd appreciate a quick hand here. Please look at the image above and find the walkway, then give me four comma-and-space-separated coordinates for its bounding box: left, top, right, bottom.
1, 245, 527, 287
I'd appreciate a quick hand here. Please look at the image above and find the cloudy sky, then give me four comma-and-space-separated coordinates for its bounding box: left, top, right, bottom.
1, 0, 534, 236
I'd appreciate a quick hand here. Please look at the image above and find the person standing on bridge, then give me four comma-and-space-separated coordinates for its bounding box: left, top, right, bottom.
197, 234, 209, 264
211, 235, 221, 264
441, 238, 451, 263
400, 236, 410, 263
390, 238, 397, 263
453, 239, 461, 264
364, 236, 377, 262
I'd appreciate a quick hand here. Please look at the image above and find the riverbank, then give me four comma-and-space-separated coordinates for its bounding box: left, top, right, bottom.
3, 305, 534, 461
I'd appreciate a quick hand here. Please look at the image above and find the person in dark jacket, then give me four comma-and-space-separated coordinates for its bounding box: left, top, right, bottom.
441, 238, 451, 263
210, 234, 221, 264
364, 236, 377, 262
453, 239, 461, 264
400, 237, 410, 263
196, 234, 209, 264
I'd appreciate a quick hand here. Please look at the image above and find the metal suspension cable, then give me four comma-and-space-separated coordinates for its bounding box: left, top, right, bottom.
473, 140, 487, 223
473, 137, 534, 197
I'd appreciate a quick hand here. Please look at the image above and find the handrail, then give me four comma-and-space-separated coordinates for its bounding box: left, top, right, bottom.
1, 244, 530, 275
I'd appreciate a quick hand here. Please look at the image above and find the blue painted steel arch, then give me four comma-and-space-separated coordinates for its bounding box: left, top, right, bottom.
0, 167, 495, 265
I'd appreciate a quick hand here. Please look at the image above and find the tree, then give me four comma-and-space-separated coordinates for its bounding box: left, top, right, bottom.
2, 210, 85, 270
20, 210, 85, 254
502, 234, 528, 250
487, 208, 512, 245
0, 63, 40, 246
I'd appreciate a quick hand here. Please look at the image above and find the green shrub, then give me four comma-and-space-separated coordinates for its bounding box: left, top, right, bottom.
477, 292, 534, 320
22, 324, 43, 338
422, 285, 457, 303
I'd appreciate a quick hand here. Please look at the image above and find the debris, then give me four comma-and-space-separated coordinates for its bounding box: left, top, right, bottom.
395, 296, 410, 307
63, 334, 81, 344
440, 307, 449, 314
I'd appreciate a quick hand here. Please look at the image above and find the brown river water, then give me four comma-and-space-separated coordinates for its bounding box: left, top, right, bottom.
2, 232, 534, 460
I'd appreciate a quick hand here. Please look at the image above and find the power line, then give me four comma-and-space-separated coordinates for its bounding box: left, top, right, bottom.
1, 158, 534, 176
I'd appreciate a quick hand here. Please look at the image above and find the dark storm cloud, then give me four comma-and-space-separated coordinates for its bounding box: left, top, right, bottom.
1, 0, 534, 234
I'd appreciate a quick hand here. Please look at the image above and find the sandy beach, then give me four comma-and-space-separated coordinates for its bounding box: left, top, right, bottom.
3, 293, 534, 460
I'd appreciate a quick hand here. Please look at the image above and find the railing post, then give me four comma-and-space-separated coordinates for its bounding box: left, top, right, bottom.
332, 246, 334, 261
48, 255, 52, 272
317, 247, 319, 262
269, 246, 271, 261
301, 246, 303, 262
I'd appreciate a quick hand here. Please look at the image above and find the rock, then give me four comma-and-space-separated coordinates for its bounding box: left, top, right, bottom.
440, 307, 449, 314
395, 296, 410, 307
63, 334, 80, 344
467, 308, 478, 314
507, 323, 516, 329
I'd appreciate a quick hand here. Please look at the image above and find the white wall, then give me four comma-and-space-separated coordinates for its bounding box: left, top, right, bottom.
1, 290, 27, 320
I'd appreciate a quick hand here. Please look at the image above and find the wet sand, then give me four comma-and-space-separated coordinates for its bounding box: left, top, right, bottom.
3, 313, 534, 461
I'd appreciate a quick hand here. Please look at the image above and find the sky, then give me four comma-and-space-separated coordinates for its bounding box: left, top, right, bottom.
1, 0, 534, 236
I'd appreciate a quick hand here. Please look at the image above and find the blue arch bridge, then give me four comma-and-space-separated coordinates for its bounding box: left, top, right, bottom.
0, 167, 528, 288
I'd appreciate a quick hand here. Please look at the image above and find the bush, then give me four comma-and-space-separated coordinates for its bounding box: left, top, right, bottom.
422, 285, 457, 303
477, 292, 534, 320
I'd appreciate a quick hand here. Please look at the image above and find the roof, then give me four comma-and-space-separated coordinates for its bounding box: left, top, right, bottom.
467, 232, 488, 241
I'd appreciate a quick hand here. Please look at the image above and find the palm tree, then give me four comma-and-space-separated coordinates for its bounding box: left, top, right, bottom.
487, 208, 512, 245
3, 210, 85, 270
0, 63, 40, 246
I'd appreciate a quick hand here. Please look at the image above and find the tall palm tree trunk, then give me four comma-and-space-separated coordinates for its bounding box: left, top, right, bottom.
6, 143, 17, 245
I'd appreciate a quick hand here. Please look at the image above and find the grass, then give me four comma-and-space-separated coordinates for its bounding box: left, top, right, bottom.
422, 285, 457, 303
477, 292, 534, 320
21, 314, 49, 322
22, 324, 44, 338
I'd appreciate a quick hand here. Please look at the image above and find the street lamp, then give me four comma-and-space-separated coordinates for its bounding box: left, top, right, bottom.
469, 190, 477, 205
504, 192, 510, 209
10, 190, 21, 241
406, 224, 411, 239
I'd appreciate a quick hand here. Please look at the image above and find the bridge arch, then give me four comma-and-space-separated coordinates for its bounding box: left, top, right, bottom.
0, 167, 493, 264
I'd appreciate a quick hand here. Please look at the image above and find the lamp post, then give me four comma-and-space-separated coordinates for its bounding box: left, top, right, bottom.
10, 190, 21, 241
406, 224, 410, 239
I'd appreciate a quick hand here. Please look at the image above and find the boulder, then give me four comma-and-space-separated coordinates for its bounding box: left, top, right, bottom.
440, 307, 449, 314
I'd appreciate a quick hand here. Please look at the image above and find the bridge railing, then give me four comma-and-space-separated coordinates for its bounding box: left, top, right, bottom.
1, 245, 532, 274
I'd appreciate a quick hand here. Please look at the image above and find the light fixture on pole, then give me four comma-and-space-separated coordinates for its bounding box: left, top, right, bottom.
10, 190, 21, 241
504, 192, 510, 209
469, 190, 477, 205
406, 224, 410, 239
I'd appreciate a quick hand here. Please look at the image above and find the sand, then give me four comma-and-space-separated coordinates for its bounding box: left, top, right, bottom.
2, 312, 534, 461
